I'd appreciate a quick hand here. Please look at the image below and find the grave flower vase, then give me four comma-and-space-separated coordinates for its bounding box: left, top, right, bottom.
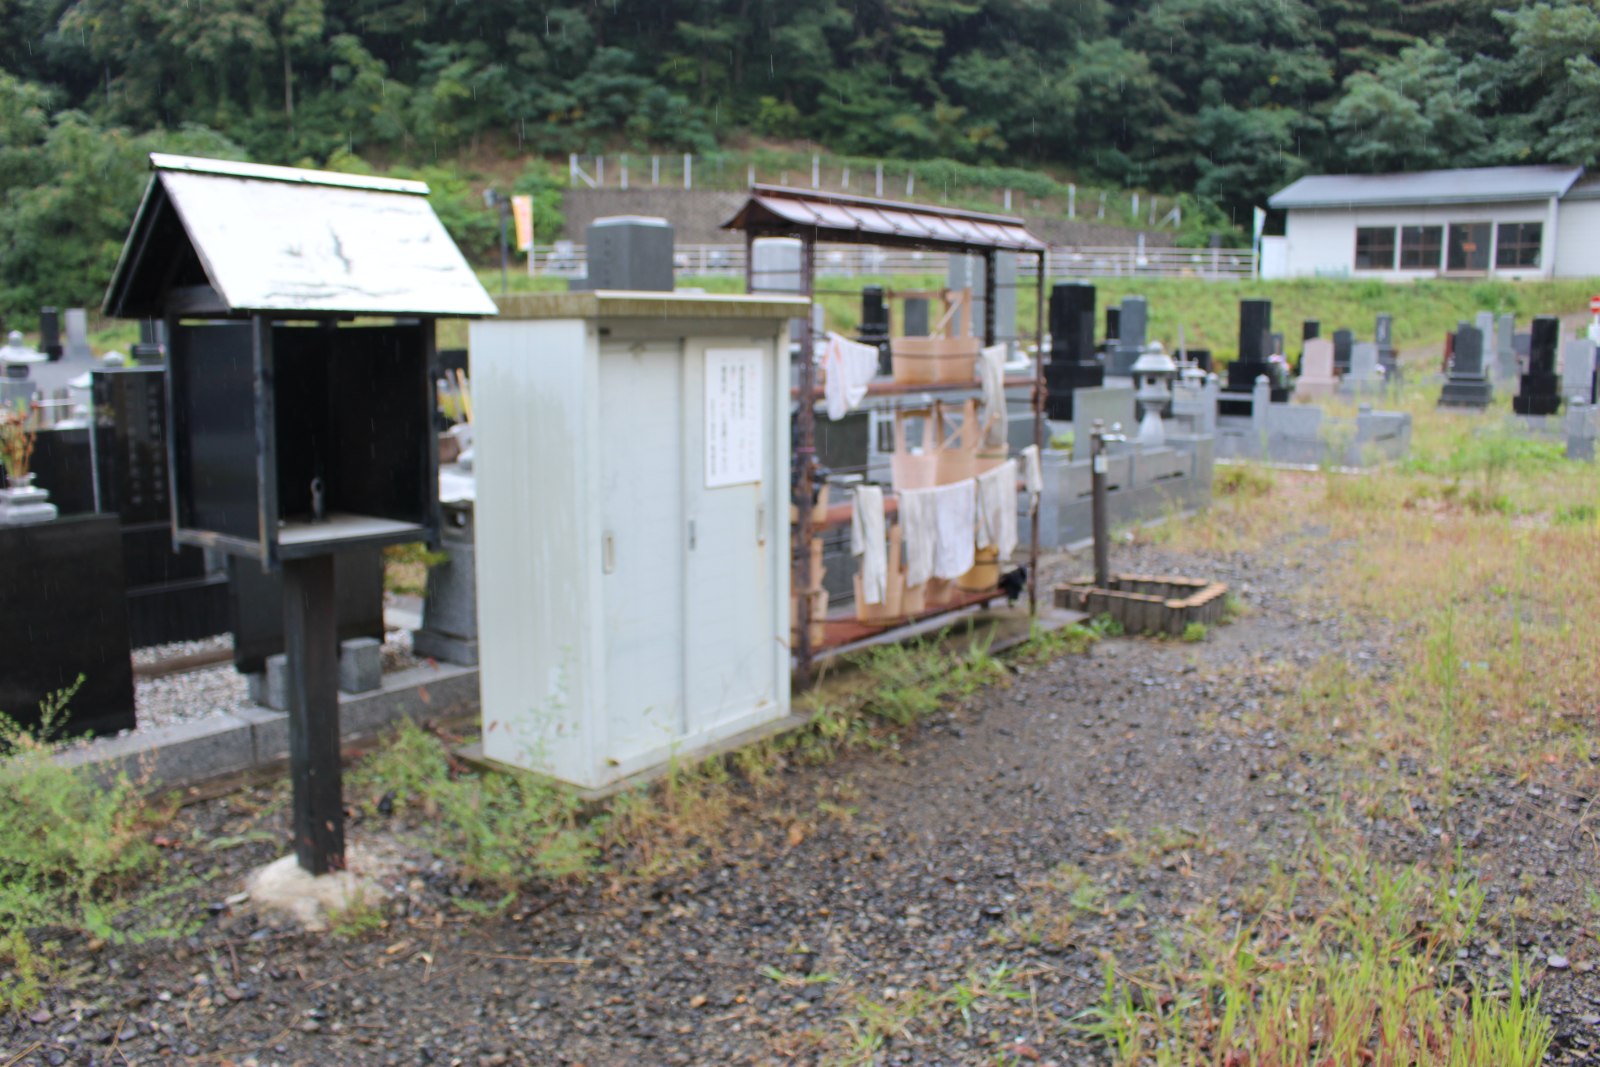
0, 471, 59, 526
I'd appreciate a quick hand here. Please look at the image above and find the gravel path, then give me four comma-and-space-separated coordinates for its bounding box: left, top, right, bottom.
8, 531, 1598, 1065
129, 628, 423, 735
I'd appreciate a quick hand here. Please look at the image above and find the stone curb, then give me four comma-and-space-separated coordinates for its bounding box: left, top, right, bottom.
52, 663, 479, 791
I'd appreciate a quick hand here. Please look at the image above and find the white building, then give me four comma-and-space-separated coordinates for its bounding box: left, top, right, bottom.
1265, 165, 1600, 281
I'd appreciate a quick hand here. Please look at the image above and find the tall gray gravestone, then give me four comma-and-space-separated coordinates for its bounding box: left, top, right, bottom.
1563, 338, 1597, 405
1475, 312, 1497, 380
1495, 314, 1517, 383
1374, 313, 1398, 379
1439, 322, 1493, 408
1108, 296, 1148, 377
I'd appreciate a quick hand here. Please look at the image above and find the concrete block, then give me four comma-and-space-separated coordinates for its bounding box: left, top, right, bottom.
232, 703, 289, 763
264, 654, 288, 710
338, 637, 383, 694
245, 671, 267, 706
411, 629, 479, 666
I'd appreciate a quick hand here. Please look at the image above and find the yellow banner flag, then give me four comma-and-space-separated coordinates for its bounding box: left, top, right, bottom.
511, 194, 534, 251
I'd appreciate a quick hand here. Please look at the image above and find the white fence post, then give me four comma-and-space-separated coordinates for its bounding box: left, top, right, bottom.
747, 162, 755, 187
1131, 192, 1139, 221
1068, 184, 1075, 219
569, 153, 599, 189
842, 165, 849, 189
1004, 188, 1012, 211
621, 154, 628, 190
597, 155, 604, 187
812, 155, 820, 189
652, 155, 660, 186
906, 172, 915, 197
684, 153, 692, 190
876, 162, 884, 197
1098, 192, 1106, 219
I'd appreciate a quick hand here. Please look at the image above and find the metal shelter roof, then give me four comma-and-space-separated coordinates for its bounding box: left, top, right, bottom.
722, 184, 1046, 254
104, 154, 498, 319
1269, 165, 1585, 211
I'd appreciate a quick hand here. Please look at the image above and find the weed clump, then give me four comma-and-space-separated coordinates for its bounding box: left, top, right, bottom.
0, 688, 184, 1010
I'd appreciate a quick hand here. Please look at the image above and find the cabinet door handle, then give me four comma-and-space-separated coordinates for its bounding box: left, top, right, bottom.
602, 531, 615, 573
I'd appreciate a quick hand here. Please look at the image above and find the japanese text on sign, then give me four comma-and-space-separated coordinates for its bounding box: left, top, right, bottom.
704, 348, 763, 488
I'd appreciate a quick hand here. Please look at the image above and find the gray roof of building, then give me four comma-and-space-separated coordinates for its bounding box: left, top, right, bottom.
105, 154, 498, 318
1563, 176, 1600, 202
1268, 165, 1585, 210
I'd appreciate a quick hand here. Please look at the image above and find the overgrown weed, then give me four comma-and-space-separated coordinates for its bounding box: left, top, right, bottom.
1077, 838, 1548, 1066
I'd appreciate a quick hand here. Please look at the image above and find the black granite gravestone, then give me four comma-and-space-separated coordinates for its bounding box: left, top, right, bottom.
1333, 329, 1354, 375
0, 514, 135, 740
92, 366, 230, 647
1044, 282, 1105, 420
859, 285, 891, 375
1221, 299, 1288, 414
1512, 317, 1562, 416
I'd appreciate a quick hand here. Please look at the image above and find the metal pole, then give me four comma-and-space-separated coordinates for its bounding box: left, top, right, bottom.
1029, 249, 1045, 615
498, 198, 510, 295
983, 251, 997, 347
1090, 421, 1109, 589
795, 234, 818, 685
283, 553, 344, 874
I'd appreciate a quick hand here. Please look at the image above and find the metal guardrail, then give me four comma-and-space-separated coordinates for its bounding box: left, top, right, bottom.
529, 243, 1256, 280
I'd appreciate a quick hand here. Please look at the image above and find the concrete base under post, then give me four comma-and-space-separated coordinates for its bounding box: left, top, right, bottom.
245, 846, 392, 932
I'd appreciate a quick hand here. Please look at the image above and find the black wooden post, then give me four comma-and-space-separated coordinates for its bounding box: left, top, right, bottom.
283, 553, 344, 874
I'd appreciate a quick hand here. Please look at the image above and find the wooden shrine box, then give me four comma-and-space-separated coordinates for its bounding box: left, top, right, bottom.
102, 154, 497, 568
470, 291, 808, 791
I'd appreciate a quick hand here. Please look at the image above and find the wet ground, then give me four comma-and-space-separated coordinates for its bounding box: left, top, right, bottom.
6, 532, 1598, 1066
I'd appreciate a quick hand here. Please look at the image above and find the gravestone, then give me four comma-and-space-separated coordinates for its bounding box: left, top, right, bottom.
1514, 332, 1531, 370
1567, 399, 1596, 461
1513, 316, 1562, 416
1438, 322, 1493, 408
1044, 282, 1105, 421
903, 297, 930, 337
1298, 319, 1320, 375
63, 308, 91, 362
1108, 296, 1147, 377
1475, 313, 1498, 381
1374, 313, 1398, 380
1070, 385, 1137, 457
1105, 306, 1121, 343
1332, 329, 1354, 375
39, 307, 62, 360
0, 515, 135, 740
1297, 337, 1338, 398
1341, 342, 1384, 397
413, 503, 479, 665
860, 286, 891, 375
1563, 338, 1597, 405
947, 254, 983, 339
1222, 299, 1288, 414
993, 252, 1018, 348
1495, 314, 1517, 383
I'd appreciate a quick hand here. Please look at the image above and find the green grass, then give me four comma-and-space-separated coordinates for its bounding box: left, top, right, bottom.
1076, 840, 1550, 1067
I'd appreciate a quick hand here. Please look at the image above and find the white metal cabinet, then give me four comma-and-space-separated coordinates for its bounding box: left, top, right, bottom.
470, 292, 806, 790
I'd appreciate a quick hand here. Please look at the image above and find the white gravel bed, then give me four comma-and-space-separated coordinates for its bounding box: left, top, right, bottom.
131, 628, 427, 735
130, 633, 234, 668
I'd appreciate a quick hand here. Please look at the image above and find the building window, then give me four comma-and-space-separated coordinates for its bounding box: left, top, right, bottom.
1399, 225, 1443, 269
1495, 222, 1542, 269
1354, 227, 1396, 270
1447, 222, 1492, 272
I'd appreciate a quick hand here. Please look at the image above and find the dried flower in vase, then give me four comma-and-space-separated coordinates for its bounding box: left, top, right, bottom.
0, 399, 36, 487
